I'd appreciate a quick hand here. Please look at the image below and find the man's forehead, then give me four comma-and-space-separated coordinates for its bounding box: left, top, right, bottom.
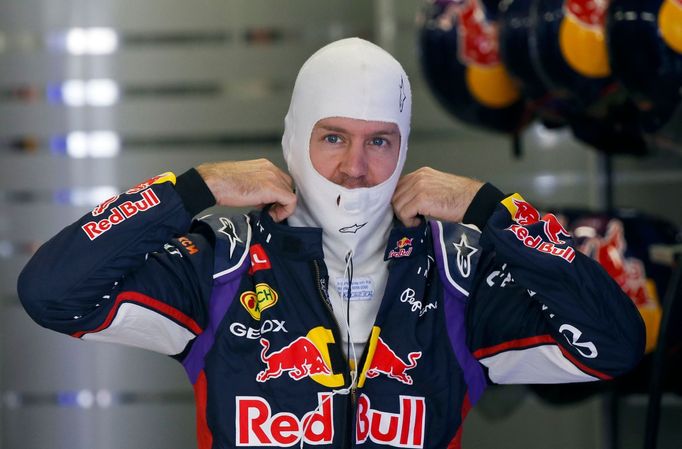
313, 117, 400, 135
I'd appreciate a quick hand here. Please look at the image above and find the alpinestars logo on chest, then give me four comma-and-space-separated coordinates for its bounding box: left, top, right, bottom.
339, 222, 367, 234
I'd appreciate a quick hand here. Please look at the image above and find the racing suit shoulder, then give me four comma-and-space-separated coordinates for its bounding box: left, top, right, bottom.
430, 220, 484, 298
196, 213, 252, 280
17, 171, 218, 356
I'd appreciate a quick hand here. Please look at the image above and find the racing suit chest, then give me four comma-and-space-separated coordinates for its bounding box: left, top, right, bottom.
191, 211, 475, 449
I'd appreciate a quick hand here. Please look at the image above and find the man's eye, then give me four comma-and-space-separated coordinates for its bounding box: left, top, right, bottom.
371, 137, 387, 146
324, 135, 341, 144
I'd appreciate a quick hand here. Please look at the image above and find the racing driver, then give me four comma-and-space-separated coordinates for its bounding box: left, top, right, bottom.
18, 38, 645, 449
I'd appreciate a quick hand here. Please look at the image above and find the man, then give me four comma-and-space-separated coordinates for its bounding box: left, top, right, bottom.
18, 38, 644, 448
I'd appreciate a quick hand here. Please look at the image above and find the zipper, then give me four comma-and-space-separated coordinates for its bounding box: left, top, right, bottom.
312, 259, 355, 449
312, 260, 351, 368
313, 259, 334, 313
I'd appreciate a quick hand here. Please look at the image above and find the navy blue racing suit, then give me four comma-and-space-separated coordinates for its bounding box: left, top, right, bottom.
18, 168, 645, 449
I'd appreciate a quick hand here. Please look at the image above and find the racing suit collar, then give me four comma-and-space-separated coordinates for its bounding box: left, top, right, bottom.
383, 218, 430, 261
254, 209, 429, 263
253, 209, 324, 261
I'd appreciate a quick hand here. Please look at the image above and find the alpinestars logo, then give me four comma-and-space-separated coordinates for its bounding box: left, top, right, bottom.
218, 217, 243, 258
339, 222, 367, 234
454, 233, 478, 278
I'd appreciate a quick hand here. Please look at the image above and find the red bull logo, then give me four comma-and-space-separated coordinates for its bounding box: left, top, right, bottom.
81, 188, 160, 241
589, 220, 651, 305
90, 173, 174, 217
91, 194, 120, 216
511, 197, 571, 245
236, 393, 333, 446
364, 336, 421, 385
566, 0, 608, 28
442, 0, 521, 108
450, 0, 500, 67
256, 337, 331, 382
560, 0, 611, 77
577, 219, 661, 352
504, 195, 575, 263
397, 237, 413, 248
356, 394, 425, 448
125, 172, 176, 195
388, 237, 414, 259
511, 197, 541, 225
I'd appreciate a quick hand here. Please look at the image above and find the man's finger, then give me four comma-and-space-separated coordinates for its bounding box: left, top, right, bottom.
266, 187, 297, 222
268, 196, 297, 222
392, 189, 421, 227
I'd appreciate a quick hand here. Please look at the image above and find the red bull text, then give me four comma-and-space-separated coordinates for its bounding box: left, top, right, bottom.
236, 393, 333, 446
507, 224, 576, 262
81, 188, 160, 241
356, 394, 426, 448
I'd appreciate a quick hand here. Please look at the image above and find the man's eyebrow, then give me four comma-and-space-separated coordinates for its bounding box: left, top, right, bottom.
316, 125, 399, 136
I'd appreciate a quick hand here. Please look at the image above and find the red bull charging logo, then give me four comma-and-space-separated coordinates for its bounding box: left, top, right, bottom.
503, 195, 576, 263
256, 337, 331, 382
365, 337, 421, 386
246, 328, 427, 448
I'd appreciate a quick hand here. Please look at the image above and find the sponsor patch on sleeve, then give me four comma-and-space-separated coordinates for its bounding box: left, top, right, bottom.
81, 188, 161, 240
502, 193, 575, 263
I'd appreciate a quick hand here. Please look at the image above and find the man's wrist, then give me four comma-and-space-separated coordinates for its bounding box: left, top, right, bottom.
175, 168, 217, 217
462, 183, 505, 229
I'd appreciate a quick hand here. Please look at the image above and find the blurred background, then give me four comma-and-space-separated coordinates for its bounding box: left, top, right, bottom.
0, 0, 680, 448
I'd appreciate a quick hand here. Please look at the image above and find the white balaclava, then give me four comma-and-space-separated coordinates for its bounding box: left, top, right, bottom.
283, 38, 411, 358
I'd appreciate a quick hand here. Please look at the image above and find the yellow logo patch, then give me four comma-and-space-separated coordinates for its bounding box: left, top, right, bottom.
240, 283, 279, 320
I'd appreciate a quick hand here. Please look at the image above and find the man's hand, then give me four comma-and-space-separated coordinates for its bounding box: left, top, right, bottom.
392, 167, 484, 227
196, 159, 297, 222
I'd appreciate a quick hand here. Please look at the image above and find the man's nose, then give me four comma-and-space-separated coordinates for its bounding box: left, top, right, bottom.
339, 141, 368, 178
